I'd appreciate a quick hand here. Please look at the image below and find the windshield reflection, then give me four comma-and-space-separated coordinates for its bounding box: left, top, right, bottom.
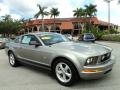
39, 33, 70, 45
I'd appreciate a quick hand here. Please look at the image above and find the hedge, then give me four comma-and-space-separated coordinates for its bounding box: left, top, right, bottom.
101, 34, 120, 42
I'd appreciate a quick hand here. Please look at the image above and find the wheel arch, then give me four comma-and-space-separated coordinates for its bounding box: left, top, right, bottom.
51, 56, 80, 78
8, 50, 14, 55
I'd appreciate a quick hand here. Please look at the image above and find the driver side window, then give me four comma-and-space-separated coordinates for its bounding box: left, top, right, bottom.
21, 35, 40, 45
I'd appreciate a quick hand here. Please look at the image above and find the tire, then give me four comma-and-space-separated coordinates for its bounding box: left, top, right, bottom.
8, 52, 19, 67
53, 59, 78, 86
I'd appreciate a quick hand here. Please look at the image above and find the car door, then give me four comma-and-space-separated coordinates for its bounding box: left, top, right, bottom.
18, 34, 54, 66
12, 36, 22, 58
18, 35, 41, 60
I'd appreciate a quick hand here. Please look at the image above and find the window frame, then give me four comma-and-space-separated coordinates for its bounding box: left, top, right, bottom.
21, 35, 41, 45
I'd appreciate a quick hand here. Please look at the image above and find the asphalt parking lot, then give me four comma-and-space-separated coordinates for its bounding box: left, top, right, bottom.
0, 41, 120, 90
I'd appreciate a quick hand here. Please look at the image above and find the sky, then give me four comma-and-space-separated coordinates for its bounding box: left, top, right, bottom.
0, 0, 120, 25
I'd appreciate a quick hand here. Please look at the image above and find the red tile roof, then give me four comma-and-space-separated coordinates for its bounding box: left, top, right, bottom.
99, 20, 114, 26
25, 17, 99, 27
24, 17, 115, 29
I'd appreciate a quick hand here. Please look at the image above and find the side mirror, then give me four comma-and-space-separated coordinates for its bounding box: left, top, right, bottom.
29, 41, 41, 46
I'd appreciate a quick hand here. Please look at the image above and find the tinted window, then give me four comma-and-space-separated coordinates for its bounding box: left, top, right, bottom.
84, 34, 94, 39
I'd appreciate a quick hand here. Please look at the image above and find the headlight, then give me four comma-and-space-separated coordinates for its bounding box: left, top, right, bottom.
85, 56, 98, 66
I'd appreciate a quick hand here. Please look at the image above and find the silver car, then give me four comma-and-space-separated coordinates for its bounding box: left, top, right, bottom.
5, 32, 115, 86
0, 38, 11, 49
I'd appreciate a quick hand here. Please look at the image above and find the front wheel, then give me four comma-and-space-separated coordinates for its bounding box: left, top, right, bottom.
53, 59, 78, 86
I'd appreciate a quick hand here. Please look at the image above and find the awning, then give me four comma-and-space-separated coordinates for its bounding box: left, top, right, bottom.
60, 22, 73, 30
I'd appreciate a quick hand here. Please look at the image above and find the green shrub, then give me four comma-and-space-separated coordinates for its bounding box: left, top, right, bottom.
101, 34, 120, 42
81, 27, 119, 40
109, 29, 118, 34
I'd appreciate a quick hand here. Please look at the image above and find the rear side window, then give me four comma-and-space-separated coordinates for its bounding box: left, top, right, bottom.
21, 35, 40, 45
84, 34, 94, 39
14, 37, 20, 43
21, 36, 31, 44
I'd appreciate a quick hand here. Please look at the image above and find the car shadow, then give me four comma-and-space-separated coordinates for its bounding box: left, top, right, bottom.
71, 74, 112, 89
20, 63, 55, 79
19, 63, 112, 88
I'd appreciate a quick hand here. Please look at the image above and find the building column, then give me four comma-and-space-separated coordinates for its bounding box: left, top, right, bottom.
22, 29, 25, 34
27, 28, 29, 33
23, 29, 25, 34
48, 25, 51, 32
71, 29, 74, 36
37, 26, 40, 32
60, 29, 62, 34
31, 27, 34, 33
81, 24, 84, 34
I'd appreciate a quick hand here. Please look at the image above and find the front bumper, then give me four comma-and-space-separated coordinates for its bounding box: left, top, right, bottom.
80, 56, 115, 80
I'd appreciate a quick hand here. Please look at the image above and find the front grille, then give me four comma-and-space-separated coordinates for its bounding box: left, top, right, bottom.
101, 53, 111, 62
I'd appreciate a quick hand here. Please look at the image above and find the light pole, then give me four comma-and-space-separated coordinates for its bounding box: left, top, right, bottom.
104, 0, 113, 30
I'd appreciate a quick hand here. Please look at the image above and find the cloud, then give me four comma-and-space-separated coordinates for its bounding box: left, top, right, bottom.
94, 0, 120, 25
37, 0, 58, 7
0, 0, 120, 25
2, 0, 38, 18
0, 0, 74, 19
0, 3, 10, 16
11, 14, 21, 20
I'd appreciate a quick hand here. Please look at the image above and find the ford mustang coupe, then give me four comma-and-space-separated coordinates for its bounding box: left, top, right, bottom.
5, 32, 115, 86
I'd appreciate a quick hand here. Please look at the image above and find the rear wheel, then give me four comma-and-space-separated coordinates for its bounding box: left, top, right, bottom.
8, 52, 19, 67
53, 59, 78, 86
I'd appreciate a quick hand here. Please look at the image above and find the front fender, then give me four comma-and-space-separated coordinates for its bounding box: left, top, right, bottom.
50, 53, 82, 73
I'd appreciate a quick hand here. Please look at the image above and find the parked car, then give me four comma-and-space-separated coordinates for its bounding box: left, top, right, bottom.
5, 32, 115, 86
79, 33, 95, 43
0, 38, 11, 49
63, 34, 73, 40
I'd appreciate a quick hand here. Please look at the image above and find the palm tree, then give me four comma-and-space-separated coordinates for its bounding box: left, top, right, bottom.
85, 4, 97, 31
50, 8, 60, 30
85, 4, 97, 17
34, 4, 49, 32
73, 8, 85, 34
2, 14, 12, 21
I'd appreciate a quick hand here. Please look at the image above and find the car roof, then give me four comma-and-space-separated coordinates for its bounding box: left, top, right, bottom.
21, 32, 60, 37
84, 33, 93, 34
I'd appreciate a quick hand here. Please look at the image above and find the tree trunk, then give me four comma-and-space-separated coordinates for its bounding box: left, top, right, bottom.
78, 22, 81, 35
89, 16, 92, 32
78, 17, 81, 35
83, 13, 87, 31
54, 16, 56, 30
42, 16, 44, 32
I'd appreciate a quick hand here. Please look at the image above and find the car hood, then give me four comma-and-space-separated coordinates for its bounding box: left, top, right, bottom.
51, 42, 112, 57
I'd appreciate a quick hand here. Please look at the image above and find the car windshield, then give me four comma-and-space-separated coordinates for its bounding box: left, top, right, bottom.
84, 34, 94, 39
39, 33, 69, 45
